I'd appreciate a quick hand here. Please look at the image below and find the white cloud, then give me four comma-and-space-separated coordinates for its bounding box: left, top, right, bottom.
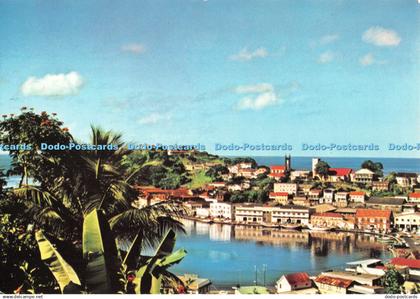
318, 51, 335, 64
138, 113, 171, 125
362, 26, 401, 47
121, 43, 146, 54
21, 72, 84, 97
230, 47, 268, 61
359, 53, 375, 66
320, 34, 339, 45
235, 83, 280, 110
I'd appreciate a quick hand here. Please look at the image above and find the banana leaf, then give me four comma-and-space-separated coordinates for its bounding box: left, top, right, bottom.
82, 209, 122, 293
122, 230, 143, 270
36, 231, 82, 293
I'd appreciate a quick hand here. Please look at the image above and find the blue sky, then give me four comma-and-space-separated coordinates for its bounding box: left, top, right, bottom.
0, 0, 419, 157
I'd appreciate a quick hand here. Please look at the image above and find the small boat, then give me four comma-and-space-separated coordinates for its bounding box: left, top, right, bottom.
307, 224, 333, 231
280, 223, 302, 230
377, 236, 394, 244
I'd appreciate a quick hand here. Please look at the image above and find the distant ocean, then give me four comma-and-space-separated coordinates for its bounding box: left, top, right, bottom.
1, 155, 420, 188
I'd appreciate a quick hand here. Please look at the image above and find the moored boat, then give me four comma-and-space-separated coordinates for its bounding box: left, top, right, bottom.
280, 223, 302, 230
307, 223, 333, 231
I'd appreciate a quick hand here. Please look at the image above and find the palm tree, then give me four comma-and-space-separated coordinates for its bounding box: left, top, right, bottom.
14, 126, 185, 247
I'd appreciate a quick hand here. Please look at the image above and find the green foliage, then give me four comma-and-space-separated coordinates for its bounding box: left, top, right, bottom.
37, 209, 186, 294
315, 161, 330, 178
382, 266, 405, 294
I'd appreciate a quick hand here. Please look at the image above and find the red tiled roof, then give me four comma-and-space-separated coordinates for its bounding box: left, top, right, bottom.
315, 275, 353, 288
409, 193, 420, 199
270, 192, 289, 197
284, 272, 310, 285
390, 258, 420, 269
269, 173, 285, 177
356, 209, 392, 218
312, 212, 343, 218
329, 168, 353, 176
309, 189, 322, 193
271, 165, 286, 170
350, 191, 365, 196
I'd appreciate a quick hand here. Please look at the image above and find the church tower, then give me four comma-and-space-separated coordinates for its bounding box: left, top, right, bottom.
285, 155, 291, 172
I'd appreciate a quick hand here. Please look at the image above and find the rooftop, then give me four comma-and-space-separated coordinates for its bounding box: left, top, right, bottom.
328, 168, 353, 176
390, 258, 420, 269
366, 197, 405, 206
315, 275, 353, 288
356, 209, 392, 218
283, 272, 311, 285
312, 212, 343, 218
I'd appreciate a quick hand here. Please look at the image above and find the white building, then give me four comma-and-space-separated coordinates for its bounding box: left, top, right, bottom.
321, 189, 335, 204
276, 272, 312, 293
209, 202, 233, 219
274, 183, 298, 195
196, 207, 210, 218
394, 212, 420, 231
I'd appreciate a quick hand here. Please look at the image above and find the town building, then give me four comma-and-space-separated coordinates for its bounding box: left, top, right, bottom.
275, 272, 312, 293
308, 189, 322, 205
270, 205, 312, 225
320, 188, 335, 204
365, 197, 405, 213
269, 192, 290, 205
292, 196, 310, 207
269, 165, 286, 180
274, 183, 298, 195
356, 209, 393, 233
396, 173, 418, 188
290, 170, 310, 181
335, 192, 349, 208
352, 169, 376, 184
314, 275, 354, 294
372, 181, 390, 192
349, 191, 366, 203
390, 258, 420, 282
234, 204, 264, 224
327, 168, 353, 182
209, 202, 233, 219
394, 212, 420, 231
310, 212, 344, 228
408, 193, 420, 204
320, 271, 382, 287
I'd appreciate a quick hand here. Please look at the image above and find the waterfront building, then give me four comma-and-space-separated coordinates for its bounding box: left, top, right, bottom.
209, 202, 233, 219
270, 205, 312, 225
177, 274, 212, 294
394, 212, 420, 231
396, 173, 419, 188
310, 212, 344, 228
349, 191, 366, 203
335, 192, 349, 208
355, 209, 393, 233
372, 181, 390, 192
352, 169, 376, 184
269, 192, 290, 205
275, 272, 312, 293
314, 275, 354, 294
365, 197, 405, 213
274, 182, 298, 195
196, 207, 210, 218
234, 204, 264, 224
390, 258, 420, 282
344, 259, 386, 276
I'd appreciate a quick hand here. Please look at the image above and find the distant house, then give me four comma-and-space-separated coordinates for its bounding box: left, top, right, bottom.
320, 188, 335, 204
409, 193, 420, 204
349, 191, 366, 203
274, 183, 298, 195
356, 209, 393, 233
365, 197, 405, 213
308, 189, 322, 204
276, 272, 312, 293
327, 168, 353, 182
290, 170, 310, 181
335, 192, 349, 208
396, 173, 418, 188
352, 169, 376, 184
269, 192, 290, 205
293, 196, 310, 207
372, 181, 390, 192
269, 165, 286, 180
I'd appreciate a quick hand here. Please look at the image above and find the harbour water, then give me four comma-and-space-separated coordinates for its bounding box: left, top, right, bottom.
172, 220, 392, 287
